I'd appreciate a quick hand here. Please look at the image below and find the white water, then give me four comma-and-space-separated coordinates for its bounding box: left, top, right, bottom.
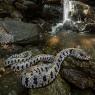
63, 0, 70, 22
51, 0, 72, 35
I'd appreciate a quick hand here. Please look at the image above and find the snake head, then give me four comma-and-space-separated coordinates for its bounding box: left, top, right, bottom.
70, 48, 91, 61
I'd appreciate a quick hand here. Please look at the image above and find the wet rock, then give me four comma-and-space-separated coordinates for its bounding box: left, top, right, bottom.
0, 20, 43, 44
29, 75, 71, 95
32, 19, 51, 31
43, 4, 62, 21
0, 1, 24, 21
66, 1, 95, 32
82, 23, 95, 33
0, 72, 23, 95
61, 68, 94, 89
10, 10, 23, 21
71, 87, 94, 95
62, 20, 78, 32
60, 56, 95, 89
0, 44, 23, 57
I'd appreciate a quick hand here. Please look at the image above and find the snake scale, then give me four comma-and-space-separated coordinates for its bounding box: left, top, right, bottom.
5, 48, 90, 88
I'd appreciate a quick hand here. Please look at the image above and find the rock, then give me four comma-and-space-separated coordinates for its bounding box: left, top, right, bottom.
60, 56, 95, 89
0, 44, 23, 57
61, 68, 94, 89
43, 4, 62, 21
82, 23, 95, 33
0, 20, 43, 44
31, 19, 51, 31
71, 87, 94, 95
0, 59, 5, 72
66, 1, 95, 32
79, 0, 95, 7
62, 20, 78, 31
8, 90, 17, 95
0, 67, 5, 75
29, 75, 71, 95
0, 72, 23, 95
10, 10, 23, 21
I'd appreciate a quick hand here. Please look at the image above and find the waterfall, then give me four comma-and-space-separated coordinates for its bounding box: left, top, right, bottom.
51, 0, 72, 35
63, 0, 70, 22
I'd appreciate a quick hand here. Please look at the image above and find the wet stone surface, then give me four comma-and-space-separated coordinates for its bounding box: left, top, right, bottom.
0, 72, 23, 95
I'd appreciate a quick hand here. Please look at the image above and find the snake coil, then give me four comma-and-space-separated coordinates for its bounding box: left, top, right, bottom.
5, 48, 90, 88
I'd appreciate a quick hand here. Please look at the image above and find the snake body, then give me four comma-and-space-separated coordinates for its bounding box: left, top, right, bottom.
5, 51, 33, 66
5, 48, 90, 88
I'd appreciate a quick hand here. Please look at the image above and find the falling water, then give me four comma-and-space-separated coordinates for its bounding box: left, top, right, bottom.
63, 0, 70, 22
51, 0, 71, 34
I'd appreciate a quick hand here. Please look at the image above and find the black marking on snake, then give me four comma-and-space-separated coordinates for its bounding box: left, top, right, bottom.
69, 49, 73, 54
17, 66, 19, 70
30, 62, 32, 65
37, 68, 41, 74
60, 55, 63, 59
50, 71, 53, 79
14, 60, 16, 63
62, 52, 65, 56
56, 63, 59, 68
41, 67, 44, 71
22, 59, 24, 62
11, 60, 13, 64
58, 59, 61, 62
25, 77, 29, 86
43, 75, 47, 81
66, 51, 69, 55
36, 58, 38, 61
34, 69, 38, 73
18, 59, 20, 62
12, 66, 15, 69
54, 67, 57, 72
33, 60, 36, 63
45, 67, 48, 72
26, 64, 28, 68
22, 65, 24, 69
33, 77, 38, 85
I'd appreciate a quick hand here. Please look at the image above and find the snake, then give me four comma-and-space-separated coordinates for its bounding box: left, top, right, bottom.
5, 48, 90, 88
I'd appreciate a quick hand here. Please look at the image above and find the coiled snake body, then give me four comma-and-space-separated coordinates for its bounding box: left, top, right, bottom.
5, 48, 90, 88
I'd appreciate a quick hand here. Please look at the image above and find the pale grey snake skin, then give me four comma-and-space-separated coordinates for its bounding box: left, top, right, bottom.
5, 48, 90, 88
